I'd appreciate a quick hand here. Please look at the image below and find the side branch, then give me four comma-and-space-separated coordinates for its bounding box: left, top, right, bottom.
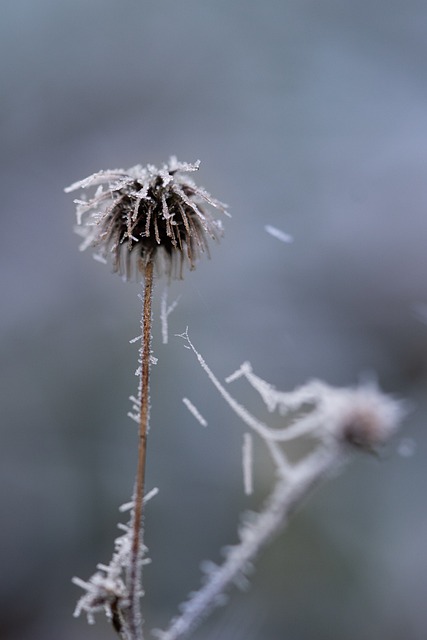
156, 448, 339, 640
155, 331, 404, 640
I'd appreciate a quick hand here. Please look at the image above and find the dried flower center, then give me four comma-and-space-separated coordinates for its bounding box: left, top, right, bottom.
66, 158, 227, 279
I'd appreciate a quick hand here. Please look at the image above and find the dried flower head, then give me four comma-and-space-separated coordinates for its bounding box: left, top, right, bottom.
65, 157, 228, 279
330, 385, 404, 451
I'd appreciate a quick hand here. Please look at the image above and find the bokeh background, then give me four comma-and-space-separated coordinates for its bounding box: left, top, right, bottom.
1, 1, 427, 639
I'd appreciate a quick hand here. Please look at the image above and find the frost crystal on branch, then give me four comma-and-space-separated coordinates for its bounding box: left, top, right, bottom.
72, 518, 135, 629
182, 397, 208, 427
153, 331, 405, 640
161, 288, 181, 344
65, 157, 228, 279
72, 491, 157, 638
264, 224, 294, 244
242, 433, 254, 495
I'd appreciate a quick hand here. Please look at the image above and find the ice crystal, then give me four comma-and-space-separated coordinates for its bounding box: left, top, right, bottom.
73, 490, 158, 635
182, 397, 208, 427
242, 433, 254, 495
265, 224, 294, 244
161, 288, 181, 344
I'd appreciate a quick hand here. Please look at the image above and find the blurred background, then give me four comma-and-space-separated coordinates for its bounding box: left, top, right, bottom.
1, 1, 426, 639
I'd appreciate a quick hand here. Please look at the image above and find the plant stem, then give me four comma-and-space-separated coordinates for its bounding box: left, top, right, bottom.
127, 259, 154, 639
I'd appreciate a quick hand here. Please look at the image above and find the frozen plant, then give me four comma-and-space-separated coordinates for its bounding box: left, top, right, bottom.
65, 158, 227, 640
66, 159, 404, 640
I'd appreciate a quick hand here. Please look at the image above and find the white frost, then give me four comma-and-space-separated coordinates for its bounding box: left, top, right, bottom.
242, 433, 254, 496
182, 397, 208, 427
160, 288, 181, 344
265, 224, 294, 243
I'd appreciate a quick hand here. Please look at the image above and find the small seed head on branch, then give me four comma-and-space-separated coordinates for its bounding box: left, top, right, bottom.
65, 157, 228, 279
331, 385, 404, 451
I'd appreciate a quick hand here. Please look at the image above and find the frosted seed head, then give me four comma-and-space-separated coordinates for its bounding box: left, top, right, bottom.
65, 158, 228, 280
333, 386, 405, 451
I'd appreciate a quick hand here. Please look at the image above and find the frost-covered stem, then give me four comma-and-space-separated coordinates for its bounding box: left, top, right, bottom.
158, 446, 341, 640
127, 259, 154, 640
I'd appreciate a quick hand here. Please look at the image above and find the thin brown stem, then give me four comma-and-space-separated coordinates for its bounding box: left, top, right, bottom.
126, 259, 154, 640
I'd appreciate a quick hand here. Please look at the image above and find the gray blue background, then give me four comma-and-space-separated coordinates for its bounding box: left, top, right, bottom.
1, 2, 426, 639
